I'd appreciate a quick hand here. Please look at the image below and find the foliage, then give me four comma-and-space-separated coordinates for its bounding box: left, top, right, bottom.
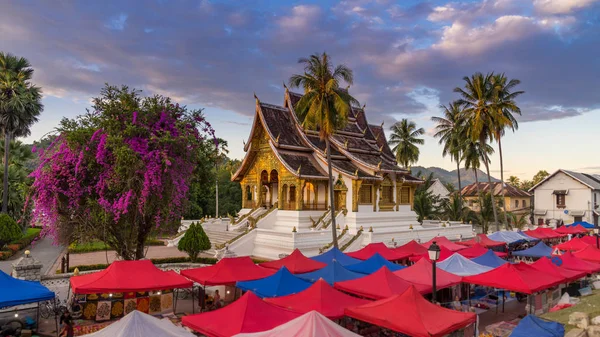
440, 194, 470, 222
0, 214, 21, 246
413, 173, 441, 223
0, 227, 40, 261
68, 238, 164, 254
289, 52, 359, 249
532, 170, 549, 186
178, 222, 211, 262
29, 85, 216, 260
506, 212, 528, 230
507, 176, 521, 187
388, 119, 425, 168
467, 193, 499, 233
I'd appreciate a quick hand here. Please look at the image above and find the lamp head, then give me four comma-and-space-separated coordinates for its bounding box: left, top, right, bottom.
428, 241, 441, 261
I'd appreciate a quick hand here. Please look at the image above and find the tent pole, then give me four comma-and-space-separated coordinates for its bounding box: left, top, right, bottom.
54, 297, 59, 337
192, 286, 196, 314
174, 289, 178, 314
201, 285, 206, 312
36, 301, 40, 332
495, 290, 498, 314
502, 291, 505, 313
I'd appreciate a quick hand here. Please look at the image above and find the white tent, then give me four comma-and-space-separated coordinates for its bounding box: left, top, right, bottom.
234, 311, 360, 337
437, 253, 493, 276
82, 310, 196, 337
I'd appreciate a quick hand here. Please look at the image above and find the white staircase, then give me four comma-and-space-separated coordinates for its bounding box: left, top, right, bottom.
203, 228, 241, 255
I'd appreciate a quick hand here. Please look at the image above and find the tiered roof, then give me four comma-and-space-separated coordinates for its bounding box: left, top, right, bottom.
232, 89, 420, 183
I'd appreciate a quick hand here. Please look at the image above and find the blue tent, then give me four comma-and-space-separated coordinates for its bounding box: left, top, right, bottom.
517, 230, 541, 242
512, 241, 552, 258
510, 315, 564, 337
489, 231, 537, 244
311, 247, 361, 266
297, 260, 364, 285
345, 253, 406, 275
471, 250, 508, 268
236, 266, 312, 298
437, 254, 493, 276
0, 270, 55, 308
568, 221, 595, 229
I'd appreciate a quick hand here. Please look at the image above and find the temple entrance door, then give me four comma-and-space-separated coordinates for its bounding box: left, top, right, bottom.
261, 185, 268, 208
270, 170, 279, 208
334, 190, 341, 212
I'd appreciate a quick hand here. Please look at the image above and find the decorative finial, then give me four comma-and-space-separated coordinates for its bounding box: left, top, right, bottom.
24, 250, 30, 257
254, 93, 259, 104
379, 145, 383, 152
297, 165, 301, 175
362, 128, 367, 135
377, 161, 382, 170
73, 267, 80, 276
362, 103, 366, 110
276, 133, 280, 143
381, 121, 384, 128
354, 169, 359, 176
243, 139, 246, 147
375, 133, 380, 141
344, 139, 348, 149
283, 82, 288, 89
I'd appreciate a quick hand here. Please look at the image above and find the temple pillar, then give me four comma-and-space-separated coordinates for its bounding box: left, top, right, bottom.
410, 185, 415, 210
352, 180, 363, 212
373, 182, 381, 212
296, 179, 305, 210
278, 182, 283, 210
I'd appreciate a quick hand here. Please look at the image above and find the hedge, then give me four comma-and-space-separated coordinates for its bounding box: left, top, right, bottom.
68, 238, 165, 254
0, 228, 42, 261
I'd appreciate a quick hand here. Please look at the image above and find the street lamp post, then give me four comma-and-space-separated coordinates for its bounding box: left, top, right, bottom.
428, 241, 441, 303
594, 225, 599, 249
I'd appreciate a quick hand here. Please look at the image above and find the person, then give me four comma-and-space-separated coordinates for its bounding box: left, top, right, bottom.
452, 295, 462, 311
59, 319, 74, 337
213, 290, 221, 308
59, 311, 71, 328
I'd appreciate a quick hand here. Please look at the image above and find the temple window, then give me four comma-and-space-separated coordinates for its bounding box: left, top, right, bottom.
289, 185, 296, 202
359, 184, 373, 204
246, 185, 252, 201
400, 186, 410, 204
382, 185, 394, 203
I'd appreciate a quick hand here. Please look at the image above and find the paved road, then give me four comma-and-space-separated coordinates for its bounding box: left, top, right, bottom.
0, 236, 64, 275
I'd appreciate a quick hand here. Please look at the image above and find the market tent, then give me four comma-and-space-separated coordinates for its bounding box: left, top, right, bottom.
568, 221, 595, 229
182, 292, 301, 337
463, 263, 563, 294
71, 260, 193, 294
488, 231, 534, 244
180, 257, 274, 286
393, 259, 462, 291
409, 245, 454, 262
517, 230, 541, 242
457, 234, 506, 248
523, 228, 565, 240
345, 286, 476, 337
557, 251, 600, 273
457, 244, 507, 259
554, 238, 591, 252
83, 310, 195, 337
512, 241, 553, 258
264, 279, 370, 319
555, 225, 589, 235
236, 267, 312, 298
471, 250, 508, 268
346, 243, 411, 261
422, 236, 466, 252
509, 315, 564, 337
234, 311, 361, 337
530, 257, 587, 283
437, 254, 493, 276
334, 266, 430, 300
311, 247, 361, 266
345, 253, 405, 275
297, 260, 364, 285
580, 235, 600, 246
573, 245, 600, 263
394, 240, 428, 257
0, 270, 55, 307
259, 249, 326, 274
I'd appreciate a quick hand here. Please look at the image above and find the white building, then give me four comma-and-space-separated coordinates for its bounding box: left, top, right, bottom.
426, 179, 451, 201
529, 169, 600, 227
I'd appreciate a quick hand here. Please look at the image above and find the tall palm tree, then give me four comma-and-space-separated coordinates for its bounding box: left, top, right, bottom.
388, 119, 425, 169
491, 73, 524, 225
0, 53, 43, 213
289, 53, 359, 248
432, 101, 465, 209
454, 72, 500, 230
507, 175, 521, 188
462, 139, 494, 218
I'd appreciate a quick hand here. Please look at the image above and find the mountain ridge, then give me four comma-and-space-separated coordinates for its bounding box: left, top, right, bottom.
411, 165, 500, 189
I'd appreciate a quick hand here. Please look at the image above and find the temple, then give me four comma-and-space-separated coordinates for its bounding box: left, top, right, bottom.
227, 87, 473, 259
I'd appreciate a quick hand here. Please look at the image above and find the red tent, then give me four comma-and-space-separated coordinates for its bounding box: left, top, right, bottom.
556, 225, 589, 235
422, 236, 466, 252
524, 227, 566, 240
531, 257, 587, 283
554, 238, 591, 252
409, 245, 454, 262
345, 286, 476, 337
463, 263, 562, 294
259, 249, 326, 274
265, 279, 370, 319
346, 243, 411, 261
559, 251, 600, 273
581, 235, 599, 246
457, 234, 506, 248
182, 291, 300, 337
573, 245, 600, 263
457, 244, 508, 259
394, 240, 428, 257
180, 257, 275, 286
393, 259, 462, 291
70, 260, 192, 294
334, 266, 430, 299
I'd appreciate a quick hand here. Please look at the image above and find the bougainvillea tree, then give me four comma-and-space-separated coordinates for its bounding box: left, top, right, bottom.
28, 85, 216, 259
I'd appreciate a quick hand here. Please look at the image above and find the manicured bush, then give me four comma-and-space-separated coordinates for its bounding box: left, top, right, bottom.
69, 238, 165, 254
177, 222, 211, 262
0, 214, 22, 247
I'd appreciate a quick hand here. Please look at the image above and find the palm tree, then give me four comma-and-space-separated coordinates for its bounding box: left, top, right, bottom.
0, 53, 43, 213
454, 72, 500, 230
490, 73, 524, 225
441, 194, 470, 222
507, 176, 521, 188
388, 119, 425, 169
432, 101, 465, 209
289, 53, 359, 248
0, 140, 34, 169
462, 139, 494, 217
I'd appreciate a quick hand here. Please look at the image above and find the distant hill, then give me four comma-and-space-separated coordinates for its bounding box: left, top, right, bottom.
411, 166, 500, 188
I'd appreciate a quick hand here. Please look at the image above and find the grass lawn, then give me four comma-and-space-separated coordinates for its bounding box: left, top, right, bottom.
69, 237, 165, 253
541, 289, 600, 332
24, 227, 41, 237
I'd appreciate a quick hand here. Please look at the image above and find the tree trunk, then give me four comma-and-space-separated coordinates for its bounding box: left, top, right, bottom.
483, 159, 500, 232
325, 138, 339, 249
498, 137, 509, 226
135, 226, 147, 260
474, 169, 486, 233
456, 158, 462, 214
2, 132, 10, 213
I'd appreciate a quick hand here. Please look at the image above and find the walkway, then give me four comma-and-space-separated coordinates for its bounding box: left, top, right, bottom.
0, 237, 64, 275
65, 245, 207, 268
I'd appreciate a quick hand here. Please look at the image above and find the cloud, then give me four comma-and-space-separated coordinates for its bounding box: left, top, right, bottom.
533, 0, 599, 14
278, 5, 321, 32
105, 13, 128, 30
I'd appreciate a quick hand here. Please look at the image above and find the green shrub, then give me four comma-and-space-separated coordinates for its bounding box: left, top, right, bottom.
69, 238, 165, 253
177, 222, 211, 262
65, 256, 222, 273
0, 214, 22, 247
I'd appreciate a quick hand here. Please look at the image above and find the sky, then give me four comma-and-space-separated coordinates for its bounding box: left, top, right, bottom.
1, 0, 599, 180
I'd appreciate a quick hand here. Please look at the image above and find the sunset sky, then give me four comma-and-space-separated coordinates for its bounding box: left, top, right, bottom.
1, 0, 599, 180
